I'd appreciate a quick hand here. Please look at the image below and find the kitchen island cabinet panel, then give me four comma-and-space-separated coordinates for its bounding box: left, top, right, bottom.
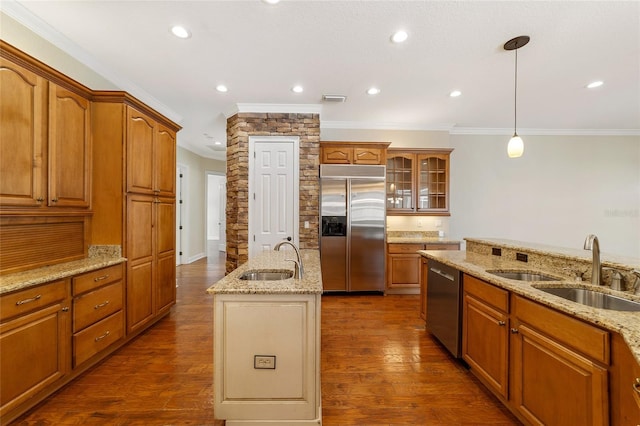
462, 274, 509, 399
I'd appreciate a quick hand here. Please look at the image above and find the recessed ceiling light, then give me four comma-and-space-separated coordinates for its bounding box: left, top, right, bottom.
214, 141, 222, 145
449, 90, 462, 97
587, 80, 604, 89
291, 85, 304, 93
262, 0, 280, 4
216, 84, 228, 93
367, 87, 381, 95
170, 25, 191, 39
390, 30, 408, 43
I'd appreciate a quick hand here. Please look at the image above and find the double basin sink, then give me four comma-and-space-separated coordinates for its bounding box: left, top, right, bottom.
486, 270, 640, 312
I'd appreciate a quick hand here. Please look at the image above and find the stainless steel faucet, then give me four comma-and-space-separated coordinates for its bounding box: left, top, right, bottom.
631, 270, 640, 295
583, 234, 602, 285
274, 240, 304, 279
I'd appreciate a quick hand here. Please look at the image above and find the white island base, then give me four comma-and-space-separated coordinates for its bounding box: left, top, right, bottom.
209, 250, 323, 425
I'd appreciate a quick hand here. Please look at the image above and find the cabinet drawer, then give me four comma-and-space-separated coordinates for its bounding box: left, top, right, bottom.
425, 243, 460, 250
72, 264, 123, 296
388, 244, 424, 254
0, 280, 68, 321
513, 295, 609, 364
73, 282, 123, 332
464, 274, 509, 312
73, 310, 124, 367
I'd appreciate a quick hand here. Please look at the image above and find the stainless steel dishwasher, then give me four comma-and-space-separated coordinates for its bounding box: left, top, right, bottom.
426, 259, 463, 358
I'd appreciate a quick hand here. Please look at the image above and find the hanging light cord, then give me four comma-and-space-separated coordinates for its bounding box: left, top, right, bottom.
513, 44, 518, 135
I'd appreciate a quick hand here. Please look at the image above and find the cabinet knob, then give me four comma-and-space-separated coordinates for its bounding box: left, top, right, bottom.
36, 197, 44, 202
510, 328, 519, 334
498, 321, 506, 326
62, 306, 69, 312
633, 378, 640, 395
51, 197, 59, 203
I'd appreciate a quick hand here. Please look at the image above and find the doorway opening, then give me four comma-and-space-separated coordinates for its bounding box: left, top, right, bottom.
207, 172, 227, 257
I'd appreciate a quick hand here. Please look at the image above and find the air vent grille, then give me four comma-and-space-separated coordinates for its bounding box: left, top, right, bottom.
322, 94, 347, 102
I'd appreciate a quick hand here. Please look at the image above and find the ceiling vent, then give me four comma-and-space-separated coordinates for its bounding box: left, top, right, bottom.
322, 94, 347, 103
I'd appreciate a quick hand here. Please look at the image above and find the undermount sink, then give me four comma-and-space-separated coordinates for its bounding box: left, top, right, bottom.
239, 269, 293, 281
486, 270, 561, 282
537, 287, 640, 312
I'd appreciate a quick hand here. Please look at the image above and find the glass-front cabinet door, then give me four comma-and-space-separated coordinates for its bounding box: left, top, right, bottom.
386, 154, 414, 211
386, 148, 452, 215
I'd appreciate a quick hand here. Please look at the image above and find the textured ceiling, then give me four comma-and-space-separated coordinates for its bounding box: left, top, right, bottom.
4, 0, 639, 160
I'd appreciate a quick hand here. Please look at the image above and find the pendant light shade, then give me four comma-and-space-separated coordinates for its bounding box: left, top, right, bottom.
507, 134, 524, 158
504, 36, 530, 158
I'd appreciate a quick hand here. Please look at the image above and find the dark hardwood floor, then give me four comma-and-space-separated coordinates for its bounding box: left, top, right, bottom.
13, 252, 519, 425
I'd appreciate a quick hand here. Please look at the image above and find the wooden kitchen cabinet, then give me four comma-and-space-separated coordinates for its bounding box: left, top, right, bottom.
391, 242, 460, 295
386, 148, 452, 215
420, 258, 428, 320
320, 141, 390, 165
608, 332, 640, 425
0, 280, 71, 420
0, 57, 47, 208
72, 264, 125, 367
462, 274, 509, 399
0, 56, 91, 210
510, 295, 609, 426
126, 108, 176, 197
126, 194, 176, 333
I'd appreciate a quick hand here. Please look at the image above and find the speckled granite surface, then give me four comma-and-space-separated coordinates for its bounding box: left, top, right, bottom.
387, 230, 461, 245
419, 241, 640, 364
207, 249, 323, 295
0, 245, 125, 295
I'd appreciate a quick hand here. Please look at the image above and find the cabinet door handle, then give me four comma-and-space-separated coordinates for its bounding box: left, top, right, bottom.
633, 378, 640, 395
62, 306, 69, 312
36, 197, 44, 202
16, 294, 42, 305
498, 321, 506, 326
94, 331, 110, 342
94, 300, 110, 310
51, 197, 59, 202
510, 328, 519, 334
94, 275, 109, 282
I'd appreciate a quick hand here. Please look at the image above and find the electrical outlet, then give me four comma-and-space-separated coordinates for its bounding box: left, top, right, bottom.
304, 221, 309, 229
254, 355, 276, 369
417, 220, 423, 228
516, 252, 528, 262
435, 220, 442, 228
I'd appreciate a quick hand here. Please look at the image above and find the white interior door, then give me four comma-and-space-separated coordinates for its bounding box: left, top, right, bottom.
248, 136, 299, 258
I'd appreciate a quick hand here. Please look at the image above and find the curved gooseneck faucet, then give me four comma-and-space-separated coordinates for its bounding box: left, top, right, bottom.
274, 240, 304, 279
583, 234, 602, 285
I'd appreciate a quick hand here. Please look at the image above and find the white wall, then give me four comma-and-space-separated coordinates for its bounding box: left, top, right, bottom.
449, 134, 640, 258
177, 147, 225, 263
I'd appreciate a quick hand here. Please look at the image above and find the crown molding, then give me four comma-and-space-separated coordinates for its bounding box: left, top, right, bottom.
225, 103, 323, 118
1, 0, 182, 124
450, 127, 640, 136
321, 120, 455, 131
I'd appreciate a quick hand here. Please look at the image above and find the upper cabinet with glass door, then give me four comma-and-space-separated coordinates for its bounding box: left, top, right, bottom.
386, 148, 453, 216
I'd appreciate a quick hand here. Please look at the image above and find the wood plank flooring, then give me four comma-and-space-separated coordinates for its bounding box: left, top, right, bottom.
13, 253, 520, 425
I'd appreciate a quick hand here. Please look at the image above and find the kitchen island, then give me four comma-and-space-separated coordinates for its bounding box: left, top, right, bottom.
207, 249, 323, 425
419, 238, 640, 425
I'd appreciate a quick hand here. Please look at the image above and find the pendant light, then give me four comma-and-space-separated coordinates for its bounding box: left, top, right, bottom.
504, 36, 530, 158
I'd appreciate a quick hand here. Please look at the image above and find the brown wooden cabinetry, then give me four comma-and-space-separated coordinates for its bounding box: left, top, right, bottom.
610, 333, 640, 424
462, 274, 509, 399
0, 57, 47, 208
0, 280, 71, 420
0, 54, 91, 211
320, 141, 390, 165
392, 242, 459, 296
386, 149, 452, 215
71, 264, 125, 367
511, 295, 609, 425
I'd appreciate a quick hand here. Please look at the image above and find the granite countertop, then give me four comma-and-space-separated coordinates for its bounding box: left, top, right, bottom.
387, 230, 461, 245
418, 248, 640, 364
207, 249, 323, 295
0, 254, 126, 295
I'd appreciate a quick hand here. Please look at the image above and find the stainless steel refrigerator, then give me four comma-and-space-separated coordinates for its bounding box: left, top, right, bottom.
320, 164, 386, 292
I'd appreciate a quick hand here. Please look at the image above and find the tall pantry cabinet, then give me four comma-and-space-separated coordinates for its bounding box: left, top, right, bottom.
91, 94, 179, 334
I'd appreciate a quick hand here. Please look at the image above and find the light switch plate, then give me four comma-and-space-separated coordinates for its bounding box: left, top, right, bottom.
254, 355, 276, 369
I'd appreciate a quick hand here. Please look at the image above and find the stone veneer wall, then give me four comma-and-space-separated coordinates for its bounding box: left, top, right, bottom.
225, 113, 320, 273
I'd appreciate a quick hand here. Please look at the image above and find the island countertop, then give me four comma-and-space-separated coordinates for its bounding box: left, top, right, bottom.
207, 249, 323, 295
418, 248, 640, 364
